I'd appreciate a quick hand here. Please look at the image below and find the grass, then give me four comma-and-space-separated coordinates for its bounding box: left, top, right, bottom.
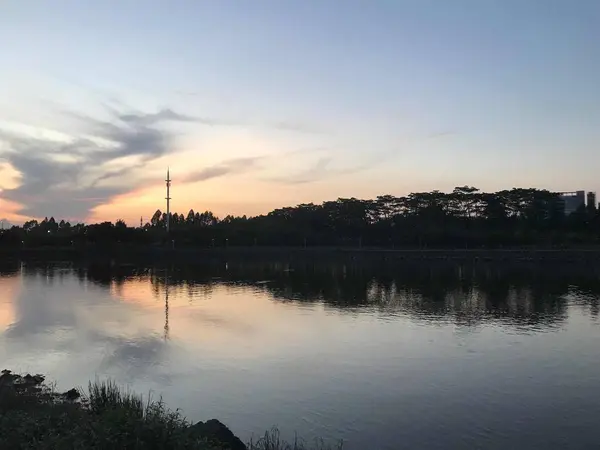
248, 428, 343, 450
0, 372, 343, 450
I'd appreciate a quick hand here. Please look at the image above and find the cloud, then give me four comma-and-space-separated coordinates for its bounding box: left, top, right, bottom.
174, 94, 333, 134
265, 129, 457, 186
427, 131, 455, 139
119, 108, 328, 134
265, 152, 372, 185
0, 107, 195, 221
181, 156, 264, 184
181, 147, 337, 186
268, 156, 333, 185
89, 166, 136, 187
116, 108, 230, 127
118, 108, 194, 125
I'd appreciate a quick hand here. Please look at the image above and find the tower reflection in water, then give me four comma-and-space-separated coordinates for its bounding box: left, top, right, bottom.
164, 271, 169, 341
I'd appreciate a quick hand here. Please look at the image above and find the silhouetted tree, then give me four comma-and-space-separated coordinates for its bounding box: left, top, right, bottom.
151, 210, 163, 227
4, 186, 600, 249
23, 220, 38, 232
186, 209, 195, 225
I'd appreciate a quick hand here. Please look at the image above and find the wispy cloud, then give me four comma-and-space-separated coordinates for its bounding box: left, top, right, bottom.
174, 92, 332, 135
117, 108, 196, 126
263, 129, 455, 186
181, 156, 265, 183
264, 153, 367, 185
180, 146, 336, 185
268, 156, 333, 185
89, 167, 134, 187
0, 106, 195, 221
427, 131, 455, 139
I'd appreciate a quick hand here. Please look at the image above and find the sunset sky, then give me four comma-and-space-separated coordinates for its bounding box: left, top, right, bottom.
1, 0, 599, 225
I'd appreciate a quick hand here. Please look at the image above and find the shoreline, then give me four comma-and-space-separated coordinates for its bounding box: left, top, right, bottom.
3, 245, 600, 263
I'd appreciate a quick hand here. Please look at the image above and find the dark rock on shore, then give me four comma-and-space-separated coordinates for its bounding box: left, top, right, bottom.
189, 419, 247, 450
63, 388, 81, 400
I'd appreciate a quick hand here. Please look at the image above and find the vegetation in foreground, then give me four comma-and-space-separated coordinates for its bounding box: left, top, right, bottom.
2, 186, 600, 249
0, 371, 343, 450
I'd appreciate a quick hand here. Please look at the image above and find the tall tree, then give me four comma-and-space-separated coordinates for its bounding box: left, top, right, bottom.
186, 209, 196, 225
151, 210, 163, 227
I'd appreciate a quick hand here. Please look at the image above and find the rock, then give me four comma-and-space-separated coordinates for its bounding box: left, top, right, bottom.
189, 419, 247, 450
63, 388, 81, 400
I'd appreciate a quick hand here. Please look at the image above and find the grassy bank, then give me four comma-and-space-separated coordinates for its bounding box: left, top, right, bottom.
0, 371, 342, 450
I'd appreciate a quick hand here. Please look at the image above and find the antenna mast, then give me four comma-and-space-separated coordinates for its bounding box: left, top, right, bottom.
165, 168, 172, 233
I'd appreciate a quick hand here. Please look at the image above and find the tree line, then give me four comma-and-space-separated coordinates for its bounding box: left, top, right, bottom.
1, 186, 599, 248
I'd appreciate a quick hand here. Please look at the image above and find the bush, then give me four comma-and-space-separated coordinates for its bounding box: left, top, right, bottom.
0, 372, 343, 450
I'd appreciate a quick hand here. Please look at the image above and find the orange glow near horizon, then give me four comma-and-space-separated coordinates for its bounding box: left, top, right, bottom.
88, 176, 369, 225
0, 162, 26, 223
5, 172, 398, 226
2, 163, 428, 226
1, 126, 427, 225
0, 274, 19, 328
88, 171, 423, 225
0, 197, 29, 224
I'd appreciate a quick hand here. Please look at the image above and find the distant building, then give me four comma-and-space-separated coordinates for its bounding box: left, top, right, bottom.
559, 191, 585, 215
587, 191, 597, 210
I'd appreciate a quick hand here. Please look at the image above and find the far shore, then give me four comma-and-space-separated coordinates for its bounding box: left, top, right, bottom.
3, 245, 600, 264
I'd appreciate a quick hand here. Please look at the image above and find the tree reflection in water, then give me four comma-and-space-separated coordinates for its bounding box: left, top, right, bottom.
6, 259, 599, 334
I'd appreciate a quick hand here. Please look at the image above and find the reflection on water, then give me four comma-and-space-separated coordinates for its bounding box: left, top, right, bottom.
1, 259, 600, 449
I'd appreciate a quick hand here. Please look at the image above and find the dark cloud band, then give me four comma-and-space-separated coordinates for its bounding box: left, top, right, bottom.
0, 108, 192, 221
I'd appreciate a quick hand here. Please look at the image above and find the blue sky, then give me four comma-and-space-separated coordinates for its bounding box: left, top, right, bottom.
1, 0, 599, 224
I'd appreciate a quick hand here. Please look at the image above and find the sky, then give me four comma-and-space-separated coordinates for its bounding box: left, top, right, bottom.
1, 0, 599, 225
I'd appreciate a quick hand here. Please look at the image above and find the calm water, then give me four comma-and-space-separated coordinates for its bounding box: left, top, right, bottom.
1, 260, 600, 449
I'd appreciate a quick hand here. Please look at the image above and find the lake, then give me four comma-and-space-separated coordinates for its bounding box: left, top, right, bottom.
1, 259, 600, 449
